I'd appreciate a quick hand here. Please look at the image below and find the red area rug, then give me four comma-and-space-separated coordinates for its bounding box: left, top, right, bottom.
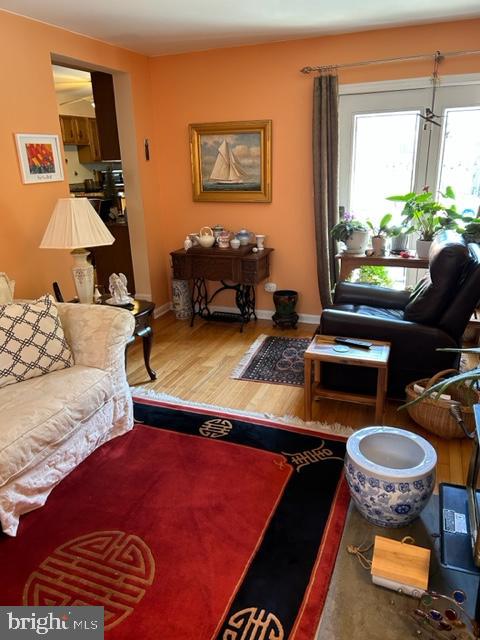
0, 399, 349, 639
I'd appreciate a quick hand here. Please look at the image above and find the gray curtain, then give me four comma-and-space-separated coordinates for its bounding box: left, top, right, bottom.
313, 73, 339, 308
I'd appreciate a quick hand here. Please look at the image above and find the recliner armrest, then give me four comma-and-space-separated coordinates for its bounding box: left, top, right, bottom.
333, 282, 411, 310
320, 308, 457, 350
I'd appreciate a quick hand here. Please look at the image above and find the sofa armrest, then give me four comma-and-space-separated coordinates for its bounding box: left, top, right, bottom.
333, 282, 411, 310
57, 303, 135, 374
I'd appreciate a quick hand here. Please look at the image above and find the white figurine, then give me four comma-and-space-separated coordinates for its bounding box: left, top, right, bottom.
184, 236, 193, 251
107, 273, 134, 305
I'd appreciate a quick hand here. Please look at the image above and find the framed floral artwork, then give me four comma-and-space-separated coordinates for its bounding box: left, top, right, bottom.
189, 120, 272, 202
15, 133, 64, 184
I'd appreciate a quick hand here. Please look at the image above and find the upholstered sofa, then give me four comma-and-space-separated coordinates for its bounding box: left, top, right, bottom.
0, 302, 135, 536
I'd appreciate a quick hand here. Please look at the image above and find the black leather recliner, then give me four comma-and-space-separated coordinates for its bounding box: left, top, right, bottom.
317, 231, 480, 398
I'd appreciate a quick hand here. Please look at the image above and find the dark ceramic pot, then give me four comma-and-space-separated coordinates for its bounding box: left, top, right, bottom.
273, 289, 299, 329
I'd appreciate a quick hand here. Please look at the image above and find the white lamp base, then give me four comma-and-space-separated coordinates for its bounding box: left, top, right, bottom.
71, 249, 94, 304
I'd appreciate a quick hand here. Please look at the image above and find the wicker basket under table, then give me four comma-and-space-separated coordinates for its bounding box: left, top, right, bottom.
405, 369, 477, 439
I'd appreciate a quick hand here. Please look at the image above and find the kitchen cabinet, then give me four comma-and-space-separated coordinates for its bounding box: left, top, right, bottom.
78, 119, 101, 163
91, 71, 121, 161
59, 115, 77, 144
59, 115, 89, 145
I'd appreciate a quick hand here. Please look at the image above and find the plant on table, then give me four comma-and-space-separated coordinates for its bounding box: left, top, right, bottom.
386, 186, 457, 241
366, 213, 394, 238
331, 211, 369, 254
331, 212, 368, 243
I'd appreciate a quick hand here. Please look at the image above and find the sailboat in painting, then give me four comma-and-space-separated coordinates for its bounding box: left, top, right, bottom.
209, 140, 250, 184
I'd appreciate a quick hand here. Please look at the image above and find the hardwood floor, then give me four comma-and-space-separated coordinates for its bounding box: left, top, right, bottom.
126, 312, 473, 488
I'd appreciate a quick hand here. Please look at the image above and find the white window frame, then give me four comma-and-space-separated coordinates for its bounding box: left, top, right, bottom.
339, 73, 480, 213
339, 74, 480, 287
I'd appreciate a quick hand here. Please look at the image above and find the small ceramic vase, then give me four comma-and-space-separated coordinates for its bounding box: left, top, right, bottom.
230, 238, 240, 249
212, 224, 224, 241
255, 234, 266, 251
237, 229, 252, 246
217, 231, 231, 249
188, 233, 199, 246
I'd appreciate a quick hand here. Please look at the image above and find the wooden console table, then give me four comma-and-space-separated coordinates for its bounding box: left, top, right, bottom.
336, 253, 429, 281
170, 245, 273, 331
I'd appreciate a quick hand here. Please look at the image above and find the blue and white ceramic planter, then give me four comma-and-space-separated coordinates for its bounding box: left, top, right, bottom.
345, 426, 437, 528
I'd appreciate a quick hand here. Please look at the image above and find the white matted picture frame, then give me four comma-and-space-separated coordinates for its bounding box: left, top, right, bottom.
15, 133, 64, 184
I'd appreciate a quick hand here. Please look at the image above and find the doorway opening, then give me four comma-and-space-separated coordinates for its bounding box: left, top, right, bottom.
51, 62, 136, 297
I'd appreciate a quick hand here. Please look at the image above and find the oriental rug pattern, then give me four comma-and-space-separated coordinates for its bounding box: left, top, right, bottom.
0, 396, 349, 640
231, 335, 311, 387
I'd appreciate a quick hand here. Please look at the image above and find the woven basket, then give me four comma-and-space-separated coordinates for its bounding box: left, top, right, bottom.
405, 369, 477, 439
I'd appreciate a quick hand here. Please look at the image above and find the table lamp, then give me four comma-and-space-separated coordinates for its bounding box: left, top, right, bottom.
40, 197, 115, 303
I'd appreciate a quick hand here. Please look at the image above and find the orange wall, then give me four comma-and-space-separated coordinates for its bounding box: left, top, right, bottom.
0, 10, 164, 302
150, 18, 480, 316
1, 12, 480, 314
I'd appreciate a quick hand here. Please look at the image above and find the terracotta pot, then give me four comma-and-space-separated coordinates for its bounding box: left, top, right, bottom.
372, 236, 389, 257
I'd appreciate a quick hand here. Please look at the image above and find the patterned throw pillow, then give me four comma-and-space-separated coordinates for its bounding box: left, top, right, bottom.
0, 295, 73, 389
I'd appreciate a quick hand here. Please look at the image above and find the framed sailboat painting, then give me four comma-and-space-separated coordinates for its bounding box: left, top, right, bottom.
189, 120, 272, 202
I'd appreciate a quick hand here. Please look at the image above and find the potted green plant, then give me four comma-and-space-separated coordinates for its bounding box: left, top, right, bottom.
331, 212, 369, 255
389, 224, 410, 254
386, 187, 456, 258
367, 213, 393, 256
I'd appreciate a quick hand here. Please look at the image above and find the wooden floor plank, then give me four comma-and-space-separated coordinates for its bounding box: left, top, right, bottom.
126, 312, 474, 486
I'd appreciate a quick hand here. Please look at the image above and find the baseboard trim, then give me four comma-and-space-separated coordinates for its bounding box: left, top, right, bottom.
154, 302, 172, 319
209, 305, 320, 325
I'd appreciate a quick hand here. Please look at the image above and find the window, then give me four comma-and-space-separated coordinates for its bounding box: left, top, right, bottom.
339, 79, 480, 286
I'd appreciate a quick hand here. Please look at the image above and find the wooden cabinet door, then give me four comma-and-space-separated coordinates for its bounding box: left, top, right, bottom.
75, 117, 89, 145
60, 115, 77, 144
88, 119, 101, 161
78, 119, 102, 163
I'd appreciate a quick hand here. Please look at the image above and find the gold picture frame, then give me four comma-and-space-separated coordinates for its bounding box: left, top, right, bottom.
189, 120, 272, 203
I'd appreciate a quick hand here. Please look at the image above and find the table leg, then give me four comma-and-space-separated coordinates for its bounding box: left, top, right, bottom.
375, 367, 387, 424
140, 326, 157, 380
304, 357, 312, 421
314, 360, 321, 384
339, 259, 354, 281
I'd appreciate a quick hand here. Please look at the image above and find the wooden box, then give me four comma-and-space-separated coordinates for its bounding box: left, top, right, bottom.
371, 535, 430, 596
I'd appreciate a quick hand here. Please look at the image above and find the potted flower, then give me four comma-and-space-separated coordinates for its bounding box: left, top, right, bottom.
389, 225, 410, 254
331, 212, 369, 255
367, 213, 393, 256
386, 187, 456, 259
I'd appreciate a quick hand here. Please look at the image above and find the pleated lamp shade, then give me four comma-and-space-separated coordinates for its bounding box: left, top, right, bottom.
40, 198, 115, 249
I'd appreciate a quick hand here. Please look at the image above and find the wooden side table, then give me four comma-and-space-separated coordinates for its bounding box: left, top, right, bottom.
170, 244, 273, 331
336, 253, 428, 281
304, 335, 390, 423
125, 299, 157, 381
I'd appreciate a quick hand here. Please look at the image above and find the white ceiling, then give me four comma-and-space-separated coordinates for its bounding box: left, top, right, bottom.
2, 0, 480, 56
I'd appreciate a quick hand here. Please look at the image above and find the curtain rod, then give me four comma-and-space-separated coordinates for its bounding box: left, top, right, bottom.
300, 48, 480, 74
